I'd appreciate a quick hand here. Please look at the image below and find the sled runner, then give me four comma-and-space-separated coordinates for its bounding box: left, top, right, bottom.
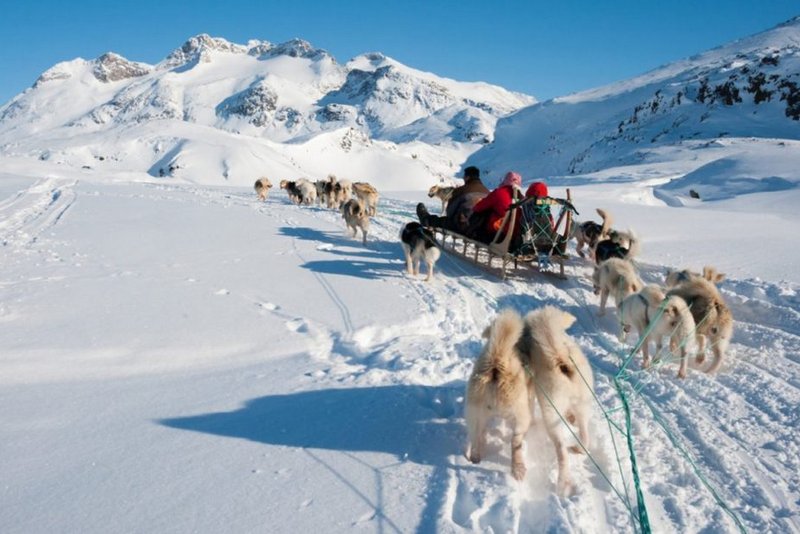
430, 190, 576, 280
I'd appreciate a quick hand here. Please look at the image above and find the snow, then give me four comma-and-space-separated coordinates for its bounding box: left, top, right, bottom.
1, 156, 799, 533
2, 19, 800, 534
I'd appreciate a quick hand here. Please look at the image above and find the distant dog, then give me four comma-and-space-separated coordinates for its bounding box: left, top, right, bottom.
592, 258, 643, 316
518, 306, 594, 496
254, 177, 272, 201
465, 310, 533, 481
620, 285, 697, 378
428, 184, 455, 214
314, 179, 328, 206
341, 198, 370, 244
665, 266, 726, 287
400, 222, 440, 281
666, 277, 733, 374
334, 179, 353, 208
569, 208, 612, 259
353, 182, 379, 216
594, 229, 640, 263
280, 179, 316, 205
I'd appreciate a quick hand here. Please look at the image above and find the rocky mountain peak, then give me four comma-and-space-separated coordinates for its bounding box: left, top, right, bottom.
93, 52, 151, 83
162, 34, 248, 68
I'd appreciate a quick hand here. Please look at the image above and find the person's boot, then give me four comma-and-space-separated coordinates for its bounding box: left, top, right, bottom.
416, 202, 431, 226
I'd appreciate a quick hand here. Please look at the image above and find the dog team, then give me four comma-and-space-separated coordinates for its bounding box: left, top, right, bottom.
255, 174, 379, 245
259, 171, 734, 494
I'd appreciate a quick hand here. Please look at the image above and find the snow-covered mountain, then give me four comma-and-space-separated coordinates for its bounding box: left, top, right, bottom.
0, 34, 534, 189
469, 17, 800, 200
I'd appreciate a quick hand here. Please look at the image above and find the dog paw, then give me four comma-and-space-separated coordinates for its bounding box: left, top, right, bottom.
677, 369, 687, 379
695, 354, 706, 364
511, 462, 526, 481
466, 452, 481, 464
568, 445, 585, 455
557, 478, 575, 497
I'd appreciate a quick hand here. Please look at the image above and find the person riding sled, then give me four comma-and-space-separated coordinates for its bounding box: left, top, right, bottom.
416, 166, 489, 236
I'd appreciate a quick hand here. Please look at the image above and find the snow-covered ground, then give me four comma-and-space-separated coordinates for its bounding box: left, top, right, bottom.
1, 160, 798, 533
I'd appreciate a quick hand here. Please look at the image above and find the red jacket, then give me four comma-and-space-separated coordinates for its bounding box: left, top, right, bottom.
472, 185, 515, 234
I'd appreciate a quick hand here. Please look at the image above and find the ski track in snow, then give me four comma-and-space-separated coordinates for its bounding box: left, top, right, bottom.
5, 181, 797, 533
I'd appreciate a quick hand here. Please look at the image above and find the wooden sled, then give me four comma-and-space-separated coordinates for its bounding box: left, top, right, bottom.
430, 189, 576, 280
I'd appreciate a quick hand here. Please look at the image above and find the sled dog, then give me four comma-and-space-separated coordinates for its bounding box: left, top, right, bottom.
594, 229, 640, 263
254, 177, 272, 201
665, 266, 726, 288
569, 208, 612, 259
353, 182, 379, 216
592, 258, 643, 316
620, 285, 697, 378
341, 198, 370, 245
400, 222, 440, 282
666, 277, 733, 374
519, 306, 594, 496
465, 310, 532, 480
427, 184, 455, 214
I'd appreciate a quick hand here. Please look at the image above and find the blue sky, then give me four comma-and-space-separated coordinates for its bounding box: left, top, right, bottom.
0, 1, 797, 106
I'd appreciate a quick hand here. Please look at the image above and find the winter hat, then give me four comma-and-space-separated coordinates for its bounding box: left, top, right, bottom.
526, 181, 549, 198
501, 171, 522, 189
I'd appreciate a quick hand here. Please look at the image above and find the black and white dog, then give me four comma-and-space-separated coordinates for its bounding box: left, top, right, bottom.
569, 208, 612, 259
594, 229, 640, 264
400, 222, 440, 281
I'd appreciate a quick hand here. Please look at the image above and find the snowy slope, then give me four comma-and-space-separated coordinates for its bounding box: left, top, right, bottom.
0, 163, 798, 533
469, 17, 800, 198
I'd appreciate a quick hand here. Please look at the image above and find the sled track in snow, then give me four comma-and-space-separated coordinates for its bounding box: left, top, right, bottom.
363, 195, 800, 533
0, 177, 77, 250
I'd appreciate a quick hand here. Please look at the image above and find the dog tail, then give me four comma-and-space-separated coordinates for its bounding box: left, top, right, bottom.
525, 306, 578, 377
626, 231, 641, 259
596, 208, 612, 238
473, 310, 525, 390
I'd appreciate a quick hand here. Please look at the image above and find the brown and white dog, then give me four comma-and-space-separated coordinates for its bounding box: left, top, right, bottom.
465, 310, 533, 481
254, 177, 273, 201
592, 258, 644, 316
518, 306, 594, 496
569, 208, 612, 259
665, 266, 726, 288
353, 182, 379, 216
428, 184, 455, 214
666, 276, 733, 374
341, 198, 370, 245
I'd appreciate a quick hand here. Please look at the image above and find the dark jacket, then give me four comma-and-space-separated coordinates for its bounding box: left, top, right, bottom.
445, 178, 489, 233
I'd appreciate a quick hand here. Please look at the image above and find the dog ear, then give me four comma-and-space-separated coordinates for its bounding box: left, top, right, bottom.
702, 266, 726, 283
481, 325, 492, 339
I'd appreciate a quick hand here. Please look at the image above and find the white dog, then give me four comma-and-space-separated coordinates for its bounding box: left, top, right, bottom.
465, 310, 533, 480
254, 177, 272, 201
592, 258, 643, 316
341, 198, 370, 244
428, 184, 455, 214
400, 222, 440, 282
620, 285, 697, 378
519, 306, 594, 496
